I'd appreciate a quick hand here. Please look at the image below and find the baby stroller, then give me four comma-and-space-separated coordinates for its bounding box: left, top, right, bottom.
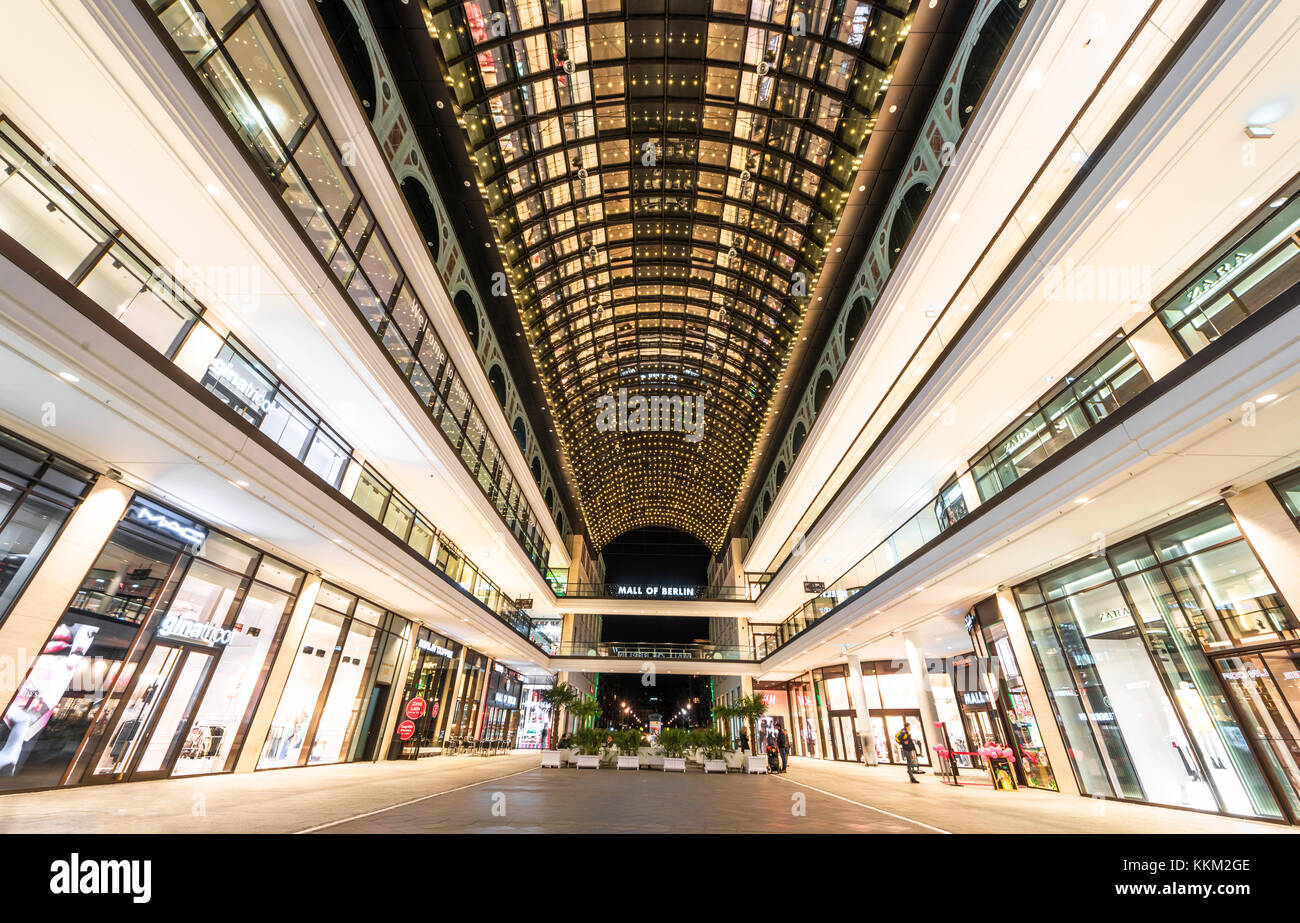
765, 743, 783, 773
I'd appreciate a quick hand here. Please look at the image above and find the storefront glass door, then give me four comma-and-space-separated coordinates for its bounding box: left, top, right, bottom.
93, 644, 185, 778
1216, 649, 1300, 818
135, 650, 214, 774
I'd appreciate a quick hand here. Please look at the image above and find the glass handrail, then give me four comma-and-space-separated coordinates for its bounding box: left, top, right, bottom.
147, 0, 552, 573
0, 112, 551, 656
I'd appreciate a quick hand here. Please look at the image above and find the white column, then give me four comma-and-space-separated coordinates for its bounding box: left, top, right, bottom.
957, 470, 982, 514
902, 630, 942, 764
845, 654, 878, 765
1123, 314, 1184, 380
235, 575, 322, 773
1226, 483, 1300, 613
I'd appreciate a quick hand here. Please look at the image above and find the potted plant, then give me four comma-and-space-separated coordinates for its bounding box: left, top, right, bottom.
695, 729, 730, 774
737, 694, 770, 773
657, 727, 690, 772
571, 727, 605, 769
569, 696, 603, 769
539, 682, 579, 759
613, 728, 644, 770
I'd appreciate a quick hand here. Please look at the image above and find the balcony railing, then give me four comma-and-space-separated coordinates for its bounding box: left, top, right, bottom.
764, 237, 1300, 655
0, 114, 551, 658
552, 641, 758, 662
145, 0, 552, 573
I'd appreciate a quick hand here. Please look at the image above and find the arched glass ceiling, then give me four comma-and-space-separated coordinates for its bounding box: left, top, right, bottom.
421, 0, 908, 550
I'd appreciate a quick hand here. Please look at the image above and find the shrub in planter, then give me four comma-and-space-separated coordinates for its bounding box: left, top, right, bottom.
693, 729, 729, 761
657, 728, 691, 759
571, 727, 606, 755
613, 729, 645, 755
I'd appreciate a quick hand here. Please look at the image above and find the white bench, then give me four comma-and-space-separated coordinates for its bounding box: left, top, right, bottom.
745, 756, 769, 774
540, 750, 563, 768
575, 754, 601, 769
662, 757, 687, 772
616, 755, 640, 770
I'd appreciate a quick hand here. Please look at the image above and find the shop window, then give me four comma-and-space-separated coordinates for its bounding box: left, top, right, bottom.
0, 429, 95, 627
1272, 468, 1300, 523
1156, 187, 1300, 355
1014, 503, 1292, 819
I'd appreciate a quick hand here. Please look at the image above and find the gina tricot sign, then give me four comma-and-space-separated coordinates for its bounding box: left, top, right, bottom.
157, 614, 234, 646
127, 499, 207, 545
207, 356, 278, 416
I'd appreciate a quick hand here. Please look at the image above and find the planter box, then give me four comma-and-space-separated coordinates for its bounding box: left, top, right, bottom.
745, 756, 769, 774
616, 755, 639, 770
662, 757, 687, 772
575, 754, 601, 769
540, 750, 563, 768
703, 759, 728, 774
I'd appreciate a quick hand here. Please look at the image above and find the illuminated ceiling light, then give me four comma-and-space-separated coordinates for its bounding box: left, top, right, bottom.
1244, 125, 1275, 139
205, 183, 222, 196
1114, 197, 1131, 210
57, 371, 79, 383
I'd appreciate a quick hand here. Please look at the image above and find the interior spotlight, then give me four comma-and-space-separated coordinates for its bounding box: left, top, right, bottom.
1244, 125, 1275, 139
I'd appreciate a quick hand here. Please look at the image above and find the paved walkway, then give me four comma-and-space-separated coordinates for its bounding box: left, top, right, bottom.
0, 754, 1291, 834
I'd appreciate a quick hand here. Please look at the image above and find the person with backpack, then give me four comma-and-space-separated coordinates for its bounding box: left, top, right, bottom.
896, 725, 921, 783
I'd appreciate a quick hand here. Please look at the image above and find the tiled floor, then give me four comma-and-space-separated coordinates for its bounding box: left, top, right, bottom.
0, 753, 1292, 834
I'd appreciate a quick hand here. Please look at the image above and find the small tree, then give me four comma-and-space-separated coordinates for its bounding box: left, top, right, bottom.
569, 695, 602, 730
712, 702, 739, 745
737, 693, 769, 750
539, 682, 578, 747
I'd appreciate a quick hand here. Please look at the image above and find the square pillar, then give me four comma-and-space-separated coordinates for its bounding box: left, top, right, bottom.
845, 654, 878, 765
1226, 483, 1300, 613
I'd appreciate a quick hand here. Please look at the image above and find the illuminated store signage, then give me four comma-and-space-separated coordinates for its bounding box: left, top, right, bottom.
418, 638, 454, 658
207, 356, 278, 416
158, 614, 232, 646
127, 499, 207, 546
493, 692, 518, 707
1097, 606, 1132, 624
613, 585, 695, 598
962, 691, 990, 707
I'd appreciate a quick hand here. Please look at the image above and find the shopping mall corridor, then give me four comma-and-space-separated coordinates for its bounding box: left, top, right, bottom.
0, 755, 1292, 835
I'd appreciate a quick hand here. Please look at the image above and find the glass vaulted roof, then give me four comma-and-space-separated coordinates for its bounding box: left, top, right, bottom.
423, 0, 908, 550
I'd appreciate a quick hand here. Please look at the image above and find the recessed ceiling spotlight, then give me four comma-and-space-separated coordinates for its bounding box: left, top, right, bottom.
1257, 393, 1278, 403
1068, 150, 1088, 165
1237, 197, 1253, 208
205, 183, 222, 196
1244, 125, 1274, 139
1114, 197, 1131, 210
1270, 198, 1287, 207
57, 371, 79, 383
888, 104, 897, 113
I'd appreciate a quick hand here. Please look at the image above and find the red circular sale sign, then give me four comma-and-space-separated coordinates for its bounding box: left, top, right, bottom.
428, 701, 440, 717
398, 719, 416, 740
405, 697, 427, 720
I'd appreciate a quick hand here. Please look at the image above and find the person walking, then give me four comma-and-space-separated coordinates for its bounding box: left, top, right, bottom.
896, 725, 921, 783
738, 728, 750, 753
775, 725, 789, 773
